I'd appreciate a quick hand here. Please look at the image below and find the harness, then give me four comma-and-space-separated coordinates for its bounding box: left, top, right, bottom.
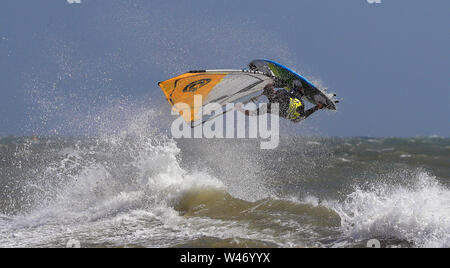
286, 98, 303, 120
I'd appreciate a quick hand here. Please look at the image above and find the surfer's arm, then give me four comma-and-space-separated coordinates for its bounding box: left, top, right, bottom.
304, 106, 320, 118
291, 104, 324, 123
235, 103, 269, 116
305, 103, 324, 117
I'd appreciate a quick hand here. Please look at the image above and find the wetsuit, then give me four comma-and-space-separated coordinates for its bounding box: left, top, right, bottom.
243, 88, 320, 123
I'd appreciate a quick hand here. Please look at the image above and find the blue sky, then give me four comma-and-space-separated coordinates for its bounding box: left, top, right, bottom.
1, 0, 449, 137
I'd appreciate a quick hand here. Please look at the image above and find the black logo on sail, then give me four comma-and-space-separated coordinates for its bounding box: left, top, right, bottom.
183, 79, 211, 93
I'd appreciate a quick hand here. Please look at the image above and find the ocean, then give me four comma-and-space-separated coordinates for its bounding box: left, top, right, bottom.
0, 132, 449, 248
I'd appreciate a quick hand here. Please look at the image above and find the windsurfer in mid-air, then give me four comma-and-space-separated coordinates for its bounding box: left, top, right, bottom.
235, 80, 324, 123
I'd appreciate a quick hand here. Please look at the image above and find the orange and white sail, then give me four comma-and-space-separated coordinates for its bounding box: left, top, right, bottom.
158, 70, 273, 123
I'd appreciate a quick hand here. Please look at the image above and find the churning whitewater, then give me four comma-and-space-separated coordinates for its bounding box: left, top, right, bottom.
0, 108, 449, 248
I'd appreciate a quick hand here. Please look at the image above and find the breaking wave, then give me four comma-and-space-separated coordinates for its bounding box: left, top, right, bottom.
328, 170, 450, 248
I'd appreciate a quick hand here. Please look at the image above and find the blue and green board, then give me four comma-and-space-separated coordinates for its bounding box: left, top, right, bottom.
248, 59, 337, 110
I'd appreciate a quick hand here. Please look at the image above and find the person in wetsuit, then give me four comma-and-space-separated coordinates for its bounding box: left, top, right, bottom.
235, 80, 324, 122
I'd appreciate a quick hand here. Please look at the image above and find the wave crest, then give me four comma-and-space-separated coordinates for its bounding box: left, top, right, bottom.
330, 170, 450, 248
